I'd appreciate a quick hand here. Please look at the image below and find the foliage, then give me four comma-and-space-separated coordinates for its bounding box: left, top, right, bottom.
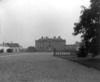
27, 46, 36, 52
7, 49, 13, 53
73, 0, 100, 57
0, 49, 4, 53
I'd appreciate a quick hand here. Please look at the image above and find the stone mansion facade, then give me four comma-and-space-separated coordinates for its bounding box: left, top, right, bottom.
35, 36, 66, 51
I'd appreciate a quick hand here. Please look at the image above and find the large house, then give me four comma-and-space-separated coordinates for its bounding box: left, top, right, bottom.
0, 43, 10, 53
35, 36, 66, 51
0, 42, 22, 53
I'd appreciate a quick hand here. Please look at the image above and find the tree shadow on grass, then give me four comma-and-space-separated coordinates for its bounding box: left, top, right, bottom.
55, 55, 100, 71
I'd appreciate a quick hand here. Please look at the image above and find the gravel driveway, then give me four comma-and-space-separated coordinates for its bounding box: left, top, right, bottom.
0, 52, 99, 82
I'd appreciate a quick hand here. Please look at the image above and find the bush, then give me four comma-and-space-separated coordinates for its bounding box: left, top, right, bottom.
26, 46, 36, 52
76, 46, 87, 57
0, 49, 4, 53
7, 49, 13, 53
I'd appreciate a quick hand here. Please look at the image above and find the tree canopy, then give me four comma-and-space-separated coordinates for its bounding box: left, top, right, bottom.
73, 0, 100, 57
27, 46, 36, 52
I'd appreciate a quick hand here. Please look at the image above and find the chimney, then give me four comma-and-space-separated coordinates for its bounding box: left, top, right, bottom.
3, 42, 5, 44
58, 36, 61, 39
41, 37, 43, 39
46, 36, 48, 39
11, 41, 13, 43
54, 36, 56, 39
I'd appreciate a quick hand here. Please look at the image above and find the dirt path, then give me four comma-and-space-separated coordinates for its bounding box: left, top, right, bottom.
0, 53, 99, 82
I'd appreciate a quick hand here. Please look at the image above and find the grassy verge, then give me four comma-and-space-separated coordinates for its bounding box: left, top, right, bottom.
55, 55, 100, 71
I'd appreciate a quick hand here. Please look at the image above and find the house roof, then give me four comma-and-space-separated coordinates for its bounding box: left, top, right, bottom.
36, 38, 66, 42
0, 44, 9, 47
0, 42, 21, 48
6, 43, 20, 47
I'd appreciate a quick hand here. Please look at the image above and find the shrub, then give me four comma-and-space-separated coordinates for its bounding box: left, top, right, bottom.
7, 49, 13, 53
0, 49, 4, 53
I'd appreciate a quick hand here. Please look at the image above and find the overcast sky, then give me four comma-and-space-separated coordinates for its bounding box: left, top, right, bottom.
0, 0, 90, 48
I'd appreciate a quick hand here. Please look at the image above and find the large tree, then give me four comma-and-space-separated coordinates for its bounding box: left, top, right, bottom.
26, 46, 36, 52
73, 0, 100, 57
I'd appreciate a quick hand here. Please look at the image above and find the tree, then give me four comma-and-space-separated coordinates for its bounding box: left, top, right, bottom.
73, 0, 100, 57
0, 49, 4, 53
7, 49, 13, 53
26, 46, 36, 52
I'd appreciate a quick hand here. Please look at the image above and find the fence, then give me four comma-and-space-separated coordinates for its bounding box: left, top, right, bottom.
53, 51, 71, 56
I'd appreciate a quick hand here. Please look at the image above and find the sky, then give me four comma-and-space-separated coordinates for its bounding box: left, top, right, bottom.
0, 0, 90, 48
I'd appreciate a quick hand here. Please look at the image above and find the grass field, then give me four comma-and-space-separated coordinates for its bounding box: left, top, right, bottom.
55, 55, 100, 70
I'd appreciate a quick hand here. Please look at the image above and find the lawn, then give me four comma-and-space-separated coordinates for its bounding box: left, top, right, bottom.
55, 55, 100, 71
